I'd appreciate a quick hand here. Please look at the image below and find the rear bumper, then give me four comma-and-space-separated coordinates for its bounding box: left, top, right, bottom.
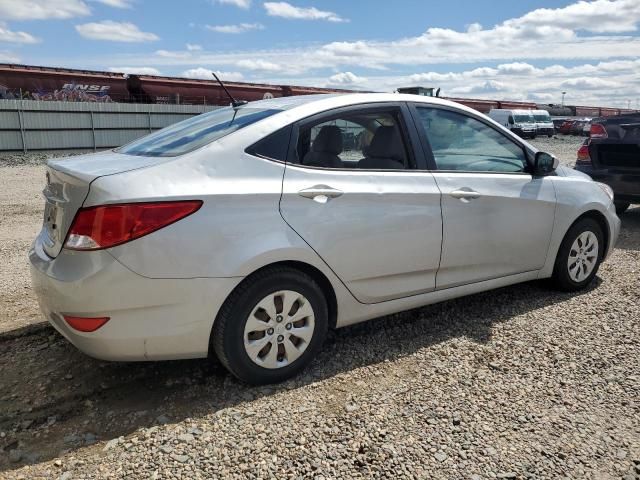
29, 232, 241, 361
574, 164, 640, 202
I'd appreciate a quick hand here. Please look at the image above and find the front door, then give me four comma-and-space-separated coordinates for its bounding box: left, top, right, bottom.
279, 104, 443, 304
410, 104, 556, 289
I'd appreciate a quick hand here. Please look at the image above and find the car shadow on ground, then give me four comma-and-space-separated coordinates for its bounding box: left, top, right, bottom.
615, 205, 640, 251
0, 273, 602, 471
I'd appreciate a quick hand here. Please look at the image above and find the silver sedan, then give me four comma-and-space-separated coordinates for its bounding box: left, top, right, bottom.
30, 93, 620, 384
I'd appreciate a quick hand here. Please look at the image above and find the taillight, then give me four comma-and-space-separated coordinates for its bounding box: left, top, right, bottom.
576, 144, 591, 164
64, 200, 202, 250
590, 124, 608, 139
64, 315, 110, 332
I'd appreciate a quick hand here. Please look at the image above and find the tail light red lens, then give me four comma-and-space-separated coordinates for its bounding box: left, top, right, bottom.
576, 144, 591, 164
64, 200, 202, 250
64, 315, 110, 332
590, 124, 608, 139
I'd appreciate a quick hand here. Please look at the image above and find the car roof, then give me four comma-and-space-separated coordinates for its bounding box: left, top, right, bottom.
241, 92, 479, 118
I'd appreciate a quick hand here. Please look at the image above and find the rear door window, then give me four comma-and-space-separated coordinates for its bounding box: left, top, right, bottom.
294, 109, 413, 170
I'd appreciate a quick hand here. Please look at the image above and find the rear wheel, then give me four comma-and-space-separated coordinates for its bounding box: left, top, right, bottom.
551, 218, 603, 292
614, 202, 630, 215
212, 267, 328, 385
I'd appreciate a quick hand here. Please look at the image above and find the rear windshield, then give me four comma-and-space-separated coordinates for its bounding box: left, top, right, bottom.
118, 107, 281, 157
514, 114, 534, 123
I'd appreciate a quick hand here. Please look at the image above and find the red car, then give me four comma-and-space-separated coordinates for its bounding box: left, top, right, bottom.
559, 120, 574, 135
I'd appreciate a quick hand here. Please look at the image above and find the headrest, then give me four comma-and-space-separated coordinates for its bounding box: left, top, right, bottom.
312, 125, 343, 155
367, 126, 404, 161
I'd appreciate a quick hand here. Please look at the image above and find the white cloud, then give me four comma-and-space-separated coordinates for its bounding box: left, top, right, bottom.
76, 21, 159, 42
0, 24, 39, 43
0, 0, 90, 20
108, 67, 161, 75
93, 0, 133, 8
451, 80, 508, 94
504, 0, 640, 34
496, 62, 539, 75
186, 43, 202, 51
155, 49, 191, 59
560, 77, 620, 89
327, 71, 367, 86
0, 50, 19, 62
236, 59, 282, 72
264, 2, 347, 22
214, 0, 250, 8
181, 67, 244, 81
206, 23, 264, 34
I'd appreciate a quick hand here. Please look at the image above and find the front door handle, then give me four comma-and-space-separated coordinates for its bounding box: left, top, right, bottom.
298, 185, 343, 203
450, 188, 482, 201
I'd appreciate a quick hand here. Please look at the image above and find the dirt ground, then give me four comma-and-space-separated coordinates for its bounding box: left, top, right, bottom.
0, 139, 638, 479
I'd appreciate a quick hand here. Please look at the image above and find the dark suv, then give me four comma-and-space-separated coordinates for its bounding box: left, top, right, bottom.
575, 113, 640, 214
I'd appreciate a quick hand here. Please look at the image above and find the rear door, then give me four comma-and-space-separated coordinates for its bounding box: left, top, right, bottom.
279, 103, 443, 304
409, 104, 556, 290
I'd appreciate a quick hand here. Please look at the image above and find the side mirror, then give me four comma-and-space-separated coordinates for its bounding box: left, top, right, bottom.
508, 116, 514, 125
534, 151, 559, 176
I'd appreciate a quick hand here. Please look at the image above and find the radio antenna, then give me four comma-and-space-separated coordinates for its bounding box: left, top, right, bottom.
212, 72, 247, 108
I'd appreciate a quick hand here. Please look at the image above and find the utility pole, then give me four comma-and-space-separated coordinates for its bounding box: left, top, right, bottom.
561, 91, 566, 107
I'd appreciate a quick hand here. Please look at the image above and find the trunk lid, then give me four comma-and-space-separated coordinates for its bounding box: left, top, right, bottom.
40, 150, 172, 258
589, 113, 640, 170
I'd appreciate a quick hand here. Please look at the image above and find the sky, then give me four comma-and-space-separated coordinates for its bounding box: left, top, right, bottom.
0, 0, 639, 107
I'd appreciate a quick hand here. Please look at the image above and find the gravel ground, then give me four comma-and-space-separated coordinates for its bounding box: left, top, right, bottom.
1, 137, 639, 479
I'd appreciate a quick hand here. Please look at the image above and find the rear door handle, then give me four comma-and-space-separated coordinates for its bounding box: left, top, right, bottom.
298, 185, 343, 203
450, 189, 482, 201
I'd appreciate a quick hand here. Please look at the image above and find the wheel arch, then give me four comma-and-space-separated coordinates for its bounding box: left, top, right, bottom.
213, 260, 339, 336
558, 209, 610, 262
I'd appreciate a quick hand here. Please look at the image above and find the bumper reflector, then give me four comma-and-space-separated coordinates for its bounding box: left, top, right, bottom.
63, 315, 110, 332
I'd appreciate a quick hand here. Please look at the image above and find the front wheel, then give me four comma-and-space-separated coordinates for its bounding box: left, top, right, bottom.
212, 267, 328, 385
551, 218, 603, 292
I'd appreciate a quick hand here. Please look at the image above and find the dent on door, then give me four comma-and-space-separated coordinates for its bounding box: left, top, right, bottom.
280, 166, 443, 304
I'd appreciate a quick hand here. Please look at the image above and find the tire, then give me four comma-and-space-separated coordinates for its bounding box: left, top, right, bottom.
551, 218, 604, 292
212, 266, 328, 385
615, 202, 630, 215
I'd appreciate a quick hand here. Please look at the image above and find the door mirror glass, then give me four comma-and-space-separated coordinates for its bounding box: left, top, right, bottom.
508, 115, 514, 125
534, 151, 558, 175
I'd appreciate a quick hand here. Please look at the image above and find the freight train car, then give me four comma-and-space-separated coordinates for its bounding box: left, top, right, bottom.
444, 97, 499, 113
445, 97, 538, 114
0, 64, 355, 105
126, 74, 352, 105
0, 64, 129, 102
536, 104, 637, 118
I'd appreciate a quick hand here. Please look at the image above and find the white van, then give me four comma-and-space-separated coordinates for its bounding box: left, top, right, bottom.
531, 109, 554, 137
488, 109, 537, 139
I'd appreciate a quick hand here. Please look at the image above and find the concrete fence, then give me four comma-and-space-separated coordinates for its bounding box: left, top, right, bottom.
0, 100, 221, 152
